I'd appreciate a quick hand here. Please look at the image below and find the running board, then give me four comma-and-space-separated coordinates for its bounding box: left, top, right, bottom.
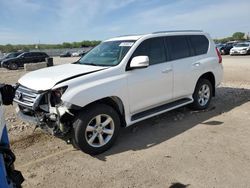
131, 98, 192, 121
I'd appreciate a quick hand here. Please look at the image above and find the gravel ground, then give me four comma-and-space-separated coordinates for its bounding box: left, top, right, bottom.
1, 55, 250, 188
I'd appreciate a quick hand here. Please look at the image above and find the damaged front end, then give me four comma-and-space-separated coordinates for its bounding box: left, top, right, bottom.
14, 85, 78, 139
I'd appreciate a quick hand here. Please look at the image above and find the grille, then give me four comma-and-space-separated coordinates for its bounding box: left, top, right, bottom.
14, 85, 43, 110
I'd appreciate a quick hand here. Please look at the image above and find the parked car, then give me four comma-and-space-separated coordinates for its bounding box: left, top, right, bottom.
230, 42, 250, 55
14, 30, 223, 155
71, 51, 80, 57
216, 43, 225, 52
219, 41, 237, 55
0, 52, 23, 67
1, 52, 49, 70
79, 50, 87, 57
60, 51, 72, 57
72, 51, 88, 57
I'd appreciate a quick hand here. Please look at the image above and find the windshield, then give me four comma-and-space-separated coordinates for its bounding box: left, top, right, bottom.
235, 43, 250, 47
4, 52, 21, 58
77, 40, 135, 66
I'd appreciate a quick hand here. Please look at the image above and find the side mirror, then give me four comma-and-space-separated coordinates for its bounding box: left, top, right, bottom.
130, 56, 149, 69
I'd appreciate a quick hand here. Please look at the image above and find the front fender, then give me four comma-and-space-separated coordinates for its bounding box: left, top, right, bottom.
61, 74, 128, 110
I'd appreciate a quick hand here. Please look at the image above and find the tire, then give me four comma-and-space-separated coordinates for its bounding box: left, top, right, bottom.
8, 62, 18, 70
190, 78, 212, 110
73, 104, 120, 155
71, 137, 80, 150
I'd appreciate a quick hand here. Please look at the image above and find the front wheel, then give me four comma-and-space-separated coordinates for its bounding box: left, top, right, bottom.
190, 79, 212, 110
8, 62, 18, 70
73, 104, 120, 155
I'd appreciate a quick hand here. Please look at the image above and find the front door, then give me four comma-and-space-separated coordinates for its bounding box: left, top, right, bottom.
126, 37, 173, 115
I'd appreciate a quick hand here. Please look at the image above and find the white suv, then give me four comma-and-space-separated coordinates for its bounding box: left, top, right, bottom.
14, 30, 223, 154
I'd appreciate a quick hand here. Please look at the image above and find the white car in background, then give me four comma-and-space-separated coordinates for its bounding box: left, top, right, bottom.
14, 30, 223, 155
230, 42, 250, 55
71, 51, 80, 57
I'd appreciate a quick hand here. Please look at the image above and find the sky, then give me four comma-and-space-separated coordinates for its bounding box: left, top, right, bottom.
0, 0, 249, 44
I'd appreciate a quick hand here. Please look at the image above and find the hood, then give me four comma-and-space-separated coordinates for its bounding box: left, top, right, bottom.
1, 57, 17, 63
232, 46, 249, 50
18, 64, 106, 91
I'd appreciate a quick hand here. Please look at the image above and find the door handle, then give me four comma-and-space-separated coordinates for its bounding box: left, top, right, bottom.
192, 62, 201, 67
162, 68, 172, 73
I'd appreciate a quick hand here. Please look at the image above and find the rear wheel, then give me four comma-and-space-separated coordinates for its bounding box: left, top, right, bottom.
73, 104, 120, 155
190, 79, 212, 110
8, 62, 18, 70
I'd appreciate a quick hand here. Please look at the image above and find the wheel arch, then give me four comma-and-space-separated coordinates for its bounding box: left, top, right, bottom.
197, 72, 216, 96
78, 96, 127, 127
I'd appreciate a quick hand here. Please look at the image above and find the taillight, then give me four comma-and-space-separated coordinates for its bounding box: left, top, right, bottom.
216, 48, 222, 64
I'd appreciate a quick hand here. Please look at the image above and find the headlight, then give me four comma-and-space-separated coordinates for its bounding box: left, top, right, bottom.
51, 86, 68, 105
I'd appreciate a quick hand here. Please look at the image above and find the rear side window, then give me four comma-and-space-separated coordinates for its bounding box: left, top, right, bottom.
23, 53, 31, 57
132, 37, 166, 65
166, 36, 190, 60
189, 35, 209, 55
31, 53, 37, 57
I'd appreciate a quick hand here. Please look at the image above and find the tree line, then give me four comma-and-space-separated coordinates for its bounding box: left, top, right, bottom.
0, 40, 101, 53
1, 32, 249, 53
214, 32, 249, 43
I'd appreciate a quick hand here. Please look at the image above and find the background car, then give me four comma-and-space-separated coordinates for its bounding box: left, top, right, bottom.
1, 52, 49, 70
230, 42, 250, 55
216, 43, 225, 52
0, 52, 23, 67
79, 51, 87, 56
60, 51, 72, 57
71, 51, 80, 57
219, 41, 238, 55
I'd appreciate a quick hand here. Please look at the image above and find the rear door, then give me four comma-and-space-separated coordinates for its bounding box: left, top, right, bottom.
167, 35, 209, 99
32, 52, 40, 62
127, 37, 173, 115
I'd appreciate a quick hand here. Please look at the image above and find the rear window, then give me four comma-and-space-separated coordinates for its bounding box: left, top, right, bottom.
40, 52, 48, 57
189, 35, 209, 55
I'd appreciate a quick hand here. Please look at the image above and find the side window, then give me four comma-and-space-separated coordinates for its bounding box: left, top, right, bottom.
189, 35, 209, 55
31, 53, 37, 57
23, 53, 31, 57
166, 36, 190, 60
132, 37, 166, 65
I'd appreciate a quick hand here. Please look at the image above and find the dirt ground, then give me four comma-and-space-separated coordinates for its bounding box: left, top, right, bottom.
1, 56, 250, 188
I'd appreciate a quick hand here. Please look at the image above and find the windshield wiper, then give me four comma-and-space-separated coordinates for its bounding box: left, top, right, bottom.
83, 62, 99, 66
74, 61, 99, 66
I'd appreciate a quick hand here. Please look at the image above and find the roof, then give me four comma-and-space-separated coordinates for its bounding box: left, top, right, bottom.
105, 35, 143, 42
105, 30, 205, 42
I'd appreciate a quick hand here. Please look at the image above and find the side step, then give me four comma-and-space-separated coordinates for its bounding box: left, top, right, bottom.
131, 98, 192, 121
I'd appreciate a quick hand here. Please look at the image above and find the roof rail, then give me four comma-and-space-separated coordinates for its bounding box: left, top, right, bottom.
152, 30, 203, 34
115, 34, 142, 37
